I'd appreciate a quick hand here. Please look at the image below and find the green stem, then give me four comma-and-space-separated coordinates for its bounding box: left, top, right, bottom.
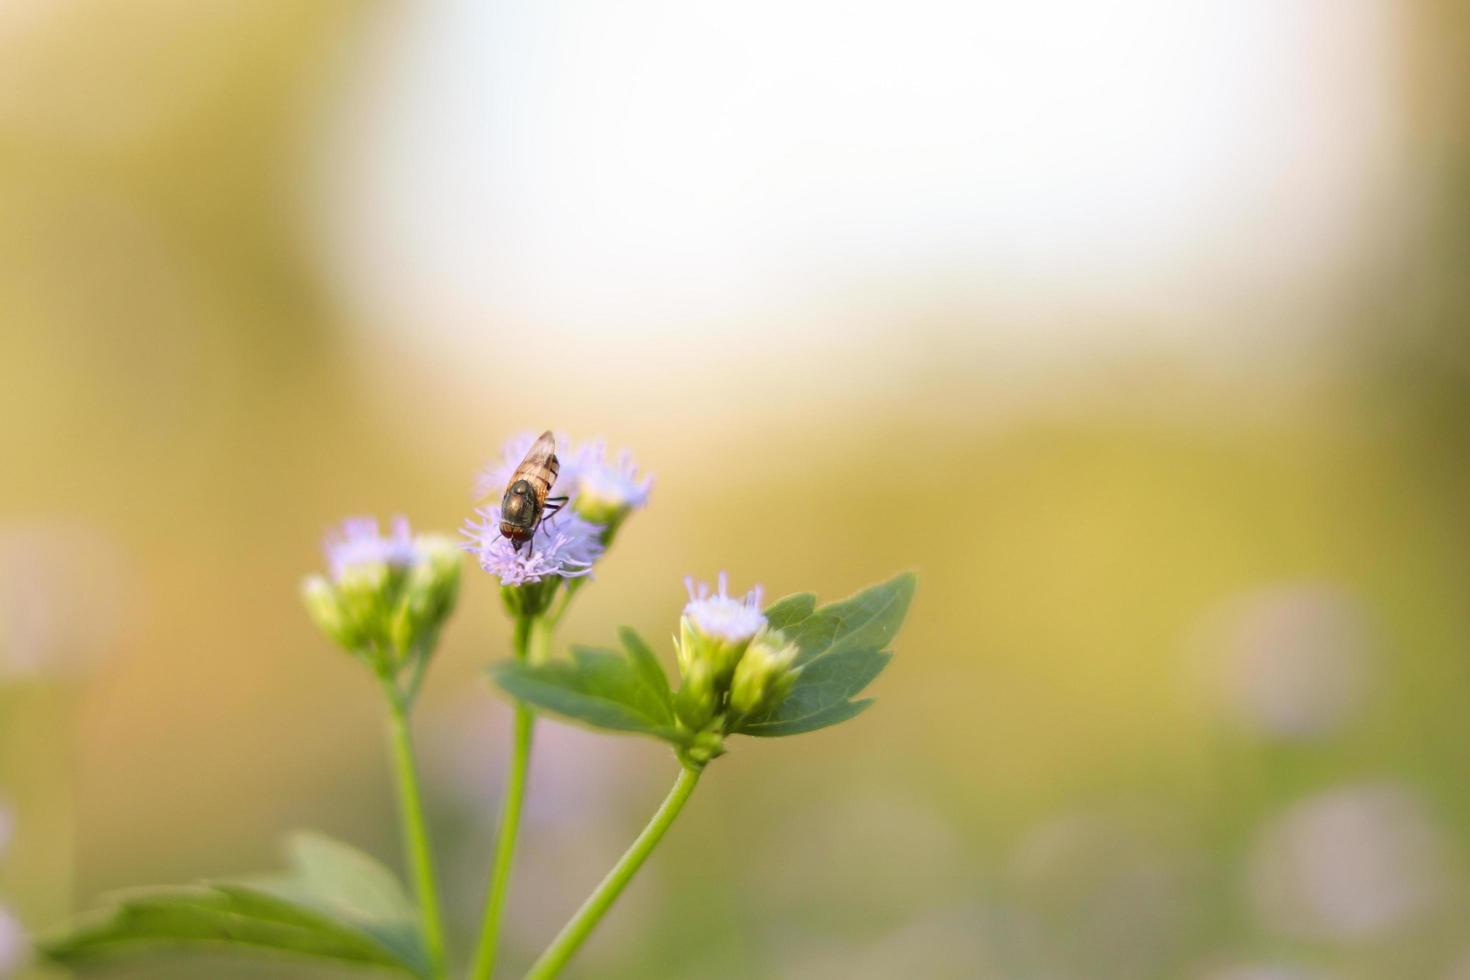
469, 615, 552, 980
525, 766, 702, 980
545, 579, 582, 628
382, 681, 448, 979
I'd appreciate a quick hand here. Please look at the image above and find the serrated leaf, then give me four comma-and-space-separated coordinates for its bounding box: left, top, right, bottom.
785, 573, 915, 668
764, 592, 816, 631
737, 573, 914, 737
44, 833, 428, 976
490, 644, 677, 741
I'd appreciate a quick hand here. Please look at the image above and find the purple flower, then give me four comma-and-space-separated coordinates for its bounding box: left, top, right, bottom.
683, 572, 766, 643
461, 507, 605, 586
572, 440, 653, 513
0, 523, 133, 679
322, 516, 418, 581
0, 905, 22, 978
1248, 781, 1446, 940
0, 805, 21, 977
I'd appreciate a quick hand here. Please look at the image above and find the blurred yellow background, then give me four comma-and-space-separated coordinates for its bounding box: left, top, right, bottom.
4, 1, 1470, 977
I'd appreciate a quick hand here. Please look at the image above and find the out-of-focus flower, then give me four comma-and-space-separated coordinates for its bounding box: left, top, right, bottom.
389, 535, 462, 653
0, 804, 25, 978
754, 794, 975, 957
778, 902, 998, 980
323, 515, 418, 581
461, 507, 604, 587
302, 516, 460, 673
301, 575, 360, 651
0, 905, 23, 978
0, 523, 135, 679
1192, 583, 1371, 740
1009, 806, 1203, 980
1443, 946, 1470, 980
566, 440, 652, 529
1248, 781, 1447, 941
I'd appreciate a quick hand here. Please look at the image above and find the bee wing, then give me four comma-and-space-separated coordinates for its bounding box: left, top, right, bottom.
520, 430, 556, 468
513, 430, 560, 499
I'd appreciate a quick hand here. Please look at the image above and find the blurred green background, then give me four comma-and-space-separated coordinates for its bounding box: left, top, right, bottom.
4, 1, 1470, 978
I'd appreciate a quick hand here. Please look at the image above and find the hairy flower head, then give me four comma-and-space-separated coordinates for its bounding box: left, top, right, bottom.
682, 572, 766, 644
304, 516, 460, 671
323, 516, 417, 582
674, 573, 773, 734
461, 507, 604, 587
570, 440, 653, 524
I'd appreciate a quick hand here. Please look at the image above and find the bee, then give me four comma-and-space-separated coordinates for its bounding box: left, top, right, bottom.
499, 430, 569, 552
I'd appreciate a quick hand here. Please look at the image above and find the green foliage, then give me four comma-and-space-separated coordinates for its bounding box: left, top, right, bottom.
490, 633, 678, 740
763, 592, 816, 630
488, 573, 915, 751
737, 573, 914, 736
44, 832, 430, 978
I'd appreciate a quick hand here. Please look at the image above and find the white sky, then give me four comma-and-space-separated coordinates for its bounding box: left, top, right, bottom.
310, 0, 1400, 374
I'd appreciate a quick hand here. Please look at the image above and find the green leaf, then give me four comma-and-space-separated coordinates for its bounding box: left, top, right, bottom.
490, 642, 677, 741
739, 648, 890, 736
237, 831, 426, 972
784, 572, 915, 668
618, 626, 673, 704
737, 573, 914, 737
44, 833, 428, 977
764, 592, 816, 631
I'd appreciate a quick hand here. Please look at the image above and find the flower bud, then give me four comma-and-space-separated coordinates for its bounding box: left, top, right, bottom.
675, 621, 695, 677
673, 573, 770, 732
571, 493, 631, 537
412, 535, 463, 621
301, 575, 360, 650
306, 517, 461, 676
334, 559, 391, 644
675, 573, 765, 680
728, 629, 800, 721
675, 614, 749, 689
675, 657, 719, 731
567, 444, 652, 545
389, 535, 461, 656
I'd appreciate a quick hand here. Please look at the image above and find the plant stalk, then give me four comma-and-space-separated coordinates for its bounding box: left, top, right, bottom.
469, 614, 551, 980
383, 681, 448, 979
524, 766, 702, 980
